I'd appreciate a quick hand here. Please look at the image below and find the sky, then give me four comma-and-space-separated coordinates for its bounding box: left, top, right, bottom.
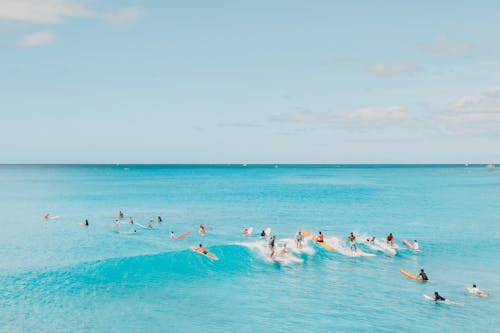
1, 0, 499, 164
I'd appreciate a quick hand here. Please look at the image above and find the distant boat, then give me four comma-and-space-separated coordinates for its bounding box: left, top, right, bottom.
486, 164, 495, 169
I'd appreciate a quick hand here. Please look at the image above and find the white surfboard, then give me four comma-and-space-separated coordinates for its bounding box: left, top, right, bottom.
423, 294, 463, 306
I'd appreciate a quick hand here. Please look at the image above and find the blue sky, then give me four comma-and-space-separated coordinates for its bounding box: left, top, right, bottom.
1, 0, 499, 163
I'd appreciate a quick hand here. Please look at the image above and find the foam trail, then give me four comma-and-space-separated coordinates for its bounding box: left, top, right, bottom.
328, 237, 376, 257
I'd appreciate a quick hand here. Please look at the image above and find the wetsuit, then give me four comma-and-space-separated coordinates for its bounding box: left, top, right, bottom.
419, 272, 429, 281
434, 294, 445, 301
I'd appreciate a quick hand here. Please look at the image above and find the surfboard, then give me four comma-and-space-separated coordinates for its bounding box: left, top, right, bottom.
136, 223, 151, 230
402, 239, 414, 250
423, 294, 463, 306
177, 230, 192, 239
190, 246, 218, 260
50, 216, 60, 220
300, 229, 335, 251
271, 257, 284, 263
467, 287, 490, 297
400, 269, 430, 282
120, 230, 138, 235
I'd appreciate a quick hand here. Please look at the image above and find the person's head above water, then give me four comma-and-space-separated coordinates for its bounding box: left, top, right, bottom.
199, 244, 202, 247
473, 284, 477, 288
421, 269, 425, 272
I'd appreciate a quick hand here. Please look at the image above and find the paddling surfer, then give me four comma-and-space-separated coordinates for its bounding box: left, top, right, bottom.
195, 244, 208, 255
434, 291, 446, 301
316, 231, 324, 243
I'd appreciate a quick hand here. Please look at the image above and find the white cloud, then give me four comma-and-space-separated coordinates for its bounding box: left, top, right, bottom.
368, 63, 418, 77
102, 7, 142, 26
428, 36, 472, 55
437, 90, 500, 135
0, 0, 89, 23
17, 31, 55, 47
271, 106, 413, 129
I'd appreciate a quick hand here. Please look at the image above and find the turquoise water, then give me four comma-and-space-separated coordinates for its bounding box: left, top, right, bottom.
0, 165, 499, 332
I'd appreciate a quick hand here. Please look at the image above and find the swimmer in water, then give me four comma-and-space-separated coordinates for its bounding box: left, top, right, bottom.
279, 243, 289, 255
114, 219, 120, 227
129, 217, 134, 225
147, 220, 153, 229
295, 231, 304, 249
199, 224, 206, 235
269, 236, 276, 258
348, 232, 357, 251
157, 216, 162, 223
413, 240, 419, 251
84, 219, 89, 226
243, 228, 249, 236
119, 210, 124, 219
44, 214, 49, 220
418, 269, 429, 281
170, 231, 175, 239
316, 231, 324, 243
260, 230, 266, 237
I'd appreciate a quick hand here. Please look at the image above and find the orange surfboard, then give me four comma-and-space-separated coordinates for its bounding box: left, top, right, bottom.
400, 269, 430, 282
177, 230, 192, 239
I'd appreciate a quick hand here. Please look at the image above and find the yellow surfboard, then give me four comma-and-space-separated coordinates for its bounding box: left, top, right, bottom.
301, 229, 336, 251
400, 269, 430, 282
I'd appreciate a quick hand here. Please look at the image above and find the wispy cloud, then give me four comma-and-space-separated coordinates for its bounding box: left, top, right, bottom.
0, 0, 90, 23
102, 7, 142, 26
428, 36, 473, 55
271, 106, 413, 129
16, 31, 55, 47
436, 90, 500, 135
217, 121, 263, 128
367, 63, 419, 77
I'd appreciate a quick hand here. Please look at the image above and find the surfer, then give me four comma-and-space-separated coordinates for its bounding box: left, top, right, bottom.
295, 231, 304, 249
114, 220, 120, 227
82, 219, 89, 226
44, 213, 49, 220
157, 216, 162, 223
147, 220, 153, 229
418, 269, 429, 281
348, 232, 357, 251
195, 244, 208, 255
386, 233, 394, 246
170, 231, 175, 239
413, 240, 419, 251
199, 224, 206, 235
316, 231, 324, 243
260, 230, 266, 237
243, 228, 249, 236
433, 291, 446, 302
129, 217, 134, 225
469, 284, 489, 297
269, 236, 276, 258
119, 210, 124, 219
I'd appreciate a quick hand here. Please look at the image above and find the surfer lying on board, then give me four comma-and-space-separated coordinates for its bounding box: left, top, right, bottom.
269, 236, 276, 258
469, 284, 489, 297
434, 291, 445, 301
316, 231, 324, 242
418, 269, 429, 281
348, 232, 357, 251
386, 233, 394, 246
295, 231, 304, 249
195, 244, 208, 255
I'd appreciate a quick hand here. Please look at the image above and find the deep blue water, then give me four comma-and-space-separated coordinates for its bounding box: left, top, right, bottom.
0, 165, 499, 332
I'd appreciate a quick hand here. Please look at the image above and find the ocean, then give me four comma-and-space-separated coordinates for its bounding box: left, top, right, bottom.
0, 164, 498, 332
